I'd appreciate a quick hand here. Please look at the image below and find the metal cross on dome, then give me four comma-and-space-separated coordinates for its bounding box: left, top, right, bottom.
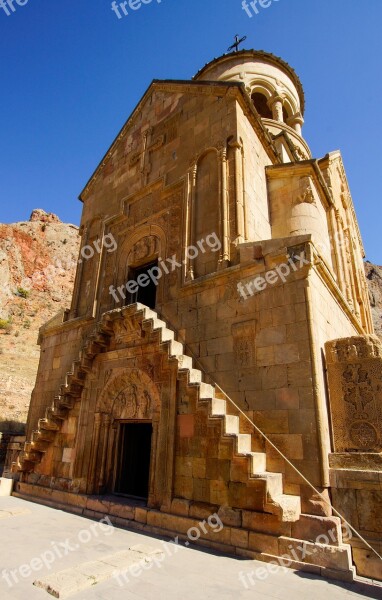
228, 35, 247, 53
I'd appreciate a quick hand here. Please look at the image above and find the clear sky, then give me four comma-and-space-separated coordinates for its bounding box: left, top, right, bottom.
1, 0, 381, 263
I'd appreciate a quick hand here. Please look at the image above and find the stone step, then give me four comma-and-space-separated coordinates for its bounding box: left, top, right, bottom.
32, 429, 56, 443
25, 441, 48, 454
249, 452, 267, 473
21, 451, 42, 463
187, 369, 203, 385
48, 405, 68, 421
224, 414, 240, 435
38, 418, 60, 432
252, 471, 284, 498
236, 433, 252, 454
55, 394, 75, 409
267, 494, 302, 522
198, 382, 215, 400
167, 339, 184, 356
210, 397, 226, 416
176, 354, 193, 371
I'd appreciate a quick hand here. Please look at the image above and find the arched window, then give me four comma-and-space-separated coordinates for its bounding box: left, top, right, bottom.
193, 150, 220, 277
251, 92, 273, 119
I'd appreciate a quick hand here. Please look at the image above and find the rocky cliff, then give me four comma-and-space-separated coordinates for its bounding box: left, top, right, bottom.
0, 210, 80, 432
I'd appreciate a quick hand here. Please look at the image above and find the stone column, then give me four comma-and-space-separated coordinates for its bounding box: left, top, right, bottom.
287, 112, 304, 136
104, 420, 117, 492
69, 225, 88, 319
269, 95, 284, 122
92, 220, 106, 319
335, 210, 353, 307
98, 413, 112, 492
229, 138, 245, 244
218, 146, 230, 268
147, 420, 159, 508
183, 170, 192, 281
345, 229, 361, 318
88, 412, 102, 494
186, 165, 197, 281
329, 208, 345, 293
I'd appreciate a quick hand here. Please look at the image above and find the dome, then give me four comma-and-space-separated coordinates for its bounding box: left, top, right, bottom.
193, 49, 305, 116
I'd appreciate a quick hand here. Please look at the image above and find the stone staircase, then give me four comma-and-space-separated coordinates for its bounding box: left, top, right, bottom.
14, 302, 301, 521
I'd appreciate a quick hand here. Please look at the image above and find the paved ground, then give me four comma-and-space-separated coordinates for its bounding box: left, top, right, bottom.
0, 496, 381, 600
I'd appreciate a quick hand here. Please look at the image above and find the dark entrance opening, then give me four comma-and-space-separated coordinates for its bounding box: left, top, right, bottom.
114, 422, 152, 500
126, 261, 158, 309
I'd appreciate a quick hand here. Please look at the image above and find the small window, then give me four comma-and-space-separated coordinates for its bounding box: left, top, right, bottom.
125, 260, 158, 309
251, 92, 273, 119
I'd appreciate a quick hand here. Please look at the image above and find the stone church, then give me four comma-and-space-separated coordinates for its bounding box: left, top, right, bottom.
11, 49, 382, 581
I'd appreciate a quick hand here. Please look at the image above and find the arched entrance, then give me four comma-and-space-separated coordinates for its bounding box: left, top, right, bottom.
87, 368, 161, 505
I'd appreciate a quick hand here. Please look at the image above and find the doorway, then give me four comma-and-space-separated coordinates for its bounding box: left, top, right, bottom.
114, 422, 152, 500
126, 261, 158, 309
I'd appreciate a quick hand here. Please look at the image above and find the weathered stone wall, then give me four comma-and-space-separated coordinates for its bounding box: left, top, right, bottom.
237, 103, 272, 242
26, 320, 93, 439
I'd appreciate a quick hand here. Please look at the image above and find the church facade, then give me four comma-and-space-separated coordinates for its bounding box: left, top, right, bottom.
11, 49, 382, 581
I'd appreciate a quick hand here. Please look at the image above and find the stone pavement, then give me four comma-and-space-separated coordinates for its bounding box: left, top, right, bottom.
0, 496, 381, 600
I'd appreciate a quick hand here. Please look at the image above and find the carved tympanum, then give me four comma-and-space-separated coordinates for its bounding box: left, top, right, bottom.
97, 368, 159, 421
129, 235, 159, 264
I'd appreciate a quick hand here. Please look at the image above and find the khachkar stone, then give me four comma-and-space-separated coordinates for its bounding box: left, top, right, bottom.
325, 336, 382, 452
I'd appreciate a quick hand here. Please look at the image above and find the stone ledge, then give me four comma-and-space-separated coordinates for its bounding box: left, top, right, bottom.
329, 453, 382, 471
12, 482, 355, 582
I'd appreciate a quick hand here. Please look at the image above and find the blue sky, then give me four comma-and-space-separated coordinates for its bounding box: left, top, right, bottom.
0, 0, 381, 262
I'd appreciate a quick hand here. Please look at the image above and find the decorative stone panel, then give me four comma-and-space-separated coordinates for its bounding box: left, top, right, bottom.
325, 336, 382, 452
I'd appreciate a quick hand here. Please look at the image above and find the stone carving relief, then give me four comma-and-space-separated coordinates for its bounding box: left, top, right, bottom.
113, 317, 141, 345
152, 112, 180, 146
97, 368, 159, 421
292, 145, 308, 161
325, 336, 382, 452
129, 235, 159, 264
294, 176, 316, 205
232, 320, 256, 368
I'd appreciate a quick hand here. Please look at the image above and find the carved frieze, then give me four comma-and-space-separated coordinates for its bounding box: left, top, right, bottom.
325, 336, 382, 452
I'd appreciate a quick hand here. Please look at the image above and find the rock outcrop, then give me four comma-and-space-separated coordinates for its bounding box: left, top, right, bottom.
0, 210, 80, 431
